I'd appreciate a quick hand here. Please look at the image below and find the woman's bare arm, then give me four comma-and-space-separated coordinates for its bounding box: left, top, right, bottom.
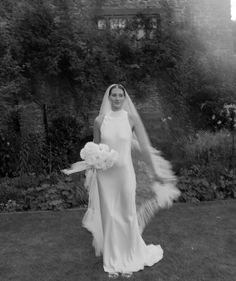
93, 115, 102, 144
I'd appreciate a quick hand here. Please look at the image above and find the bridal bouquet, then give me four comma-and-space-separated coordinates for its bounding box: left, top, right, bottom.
61, 142, 119, 175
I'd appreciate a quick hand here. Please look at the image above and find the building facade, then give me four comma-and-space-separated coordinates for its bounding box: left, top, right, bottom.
51, 0, 233, 52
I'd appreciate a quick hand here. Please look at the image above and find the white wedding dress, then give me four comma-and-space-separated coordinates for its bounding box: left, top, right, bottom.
92, 108, 163, 274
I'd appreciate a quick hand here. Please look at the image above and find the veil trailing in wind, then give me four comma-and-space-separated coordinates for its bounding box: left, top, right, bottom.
81, 84, 181, 253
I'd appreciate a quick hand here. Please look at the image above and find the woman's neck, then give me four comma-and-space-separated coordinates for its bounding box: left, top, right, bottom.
111, 107, 123, 112
109, 108, 124, 117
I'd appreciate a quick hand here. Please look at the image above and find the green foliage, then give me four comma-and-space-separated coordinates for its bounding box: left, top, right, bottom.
47, 116, 84, 172
23, 179, 87, 211
13, 2, 61, 76
18, 133, 46, 175
0, 180, 23, 204
0, 0, 236, 207
0, 114, 85, 177
1, 0, 235, 118
0, 111, 21, 177
174, 130, 236, 202
172, 130, 234, 170
1, 0, 234, 128
178, 165, 236, 202
0, 173, 88, 212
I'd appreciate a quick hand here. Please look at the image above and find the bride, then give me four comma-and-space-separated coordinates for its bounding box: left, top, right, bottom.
81, 84, 180, 278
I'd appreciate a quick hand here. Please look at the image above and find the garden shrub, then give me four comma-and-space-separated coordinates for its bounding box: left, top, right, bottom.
19, 133, 46, 175
0, 111, 21, 177
23, 178, 87, 211
47, 116, 84, 172
0, 1, 236, 208
172, 129, 234, 172
172, 129, 236, 202
0, 132, 20, 177
0, 173, 88, 212
177, 165, 236, 202
0, 115, 85, 177
0, 180, 24, 204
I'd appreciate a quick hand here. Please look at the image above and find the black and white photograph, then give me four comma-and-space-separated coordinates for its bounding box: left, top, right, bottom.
0, 0, 235, 280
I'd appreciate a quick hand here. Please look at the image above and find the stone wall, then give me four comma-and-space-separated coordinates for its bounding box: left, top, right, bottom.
89, 0, 233, 53
178, 0, 233, 52
80, 0, 233, 138
2, 0, 233, 148
51, 0, 233, 61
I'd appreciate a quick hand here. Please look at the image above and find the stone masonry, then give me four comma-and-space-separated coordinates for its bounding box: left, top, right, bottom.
89, 0, 233, 52
1, 0, 233, 146
51, 0, 233, 52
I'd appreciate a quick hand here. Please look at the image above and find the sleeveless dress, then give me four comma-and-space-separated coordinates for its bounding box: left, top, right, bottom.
97, 108, 163, 274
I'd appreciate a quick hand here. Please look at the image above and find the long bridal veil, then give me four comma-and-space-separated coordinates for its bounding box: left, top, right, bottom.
82, 84, 181, 256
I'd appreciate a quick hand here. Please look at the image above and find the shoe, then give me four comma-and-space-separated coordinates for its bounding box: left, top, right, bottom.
121, 272, 133, 278
108, 272, 119, 279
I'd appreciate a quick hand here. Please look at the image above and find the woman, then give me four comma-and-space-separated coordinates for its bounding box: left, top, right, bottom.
82, 84, 180, 278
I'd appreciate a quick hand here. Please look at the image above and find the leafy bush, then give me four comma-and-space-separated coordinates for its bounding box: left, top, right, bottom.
19, 133, 46, 175
0, 112, 21, 177
0, 174, 88, 212
0, 114, 85, 176
23, 179, 87, 211
178, 165, 236, 202
0, 1, 236, 207
172, 130, 236, 202
47, 116, 84, 172
0, 180, 24, 204
172, 130, 233, 171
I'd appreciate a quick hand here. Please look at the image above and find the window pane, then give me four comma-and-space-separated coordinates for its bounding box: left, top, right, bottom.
109, 18, 119, 29
98, 19, 106, 30
137, 28, 145, 40
119, 18, 126, 29
150, 18, 157, 29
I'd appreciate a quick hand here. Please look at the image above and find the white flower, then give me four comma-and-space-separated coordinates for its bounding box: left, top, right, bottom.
79, 142, 119, 171
104, 158, 114, 169
84, 142, 100, 155
95, 161, 107, 170
99, 143, 109, 152
99, 150, 110, 161
86, 154, 100, 165
80, 142, 100, 160
103, 150, 119, 169
80, 148, 86, 159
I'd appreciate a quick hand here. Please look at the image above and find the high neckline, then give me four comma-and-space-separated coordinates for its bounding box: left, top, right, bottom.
109, 109, 125, 118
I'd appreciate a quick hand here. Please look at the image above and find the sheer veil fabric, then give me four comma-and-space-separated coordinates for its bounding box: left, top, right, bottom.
82, 84, 181, 257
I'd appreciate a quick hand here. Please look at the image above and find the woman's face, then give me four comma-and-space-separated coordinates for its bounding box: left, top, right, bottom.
109, 87, 125, 110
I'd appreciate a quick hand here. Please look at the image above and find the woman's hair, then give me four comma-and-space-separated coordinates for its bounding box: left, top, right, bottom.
108, 84, 126, 96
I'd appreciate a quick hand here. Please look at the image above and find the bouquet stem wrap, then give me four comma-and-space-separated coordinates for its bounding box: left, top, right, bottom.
62, 142, 119, 175
61, 161, 90, 175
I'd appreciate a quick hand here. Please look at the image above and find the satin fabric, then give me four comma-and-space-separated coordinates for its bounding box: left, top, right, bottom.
95, 109, 163, 274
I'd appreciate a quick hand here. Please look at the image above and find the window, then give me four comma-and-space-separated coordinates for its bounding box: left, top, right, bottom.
119, 18, 126, 29
136, 28, 145, 40
150, 18, 158, 29
109, 18, 119, 29
96, 14, 160, 41
98, 19, 107, 30
109, 18, 127, 29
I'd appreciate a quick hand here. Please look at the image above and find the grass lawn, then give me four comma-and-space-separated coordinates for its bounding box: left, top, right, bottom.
0, 200, 235, 281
